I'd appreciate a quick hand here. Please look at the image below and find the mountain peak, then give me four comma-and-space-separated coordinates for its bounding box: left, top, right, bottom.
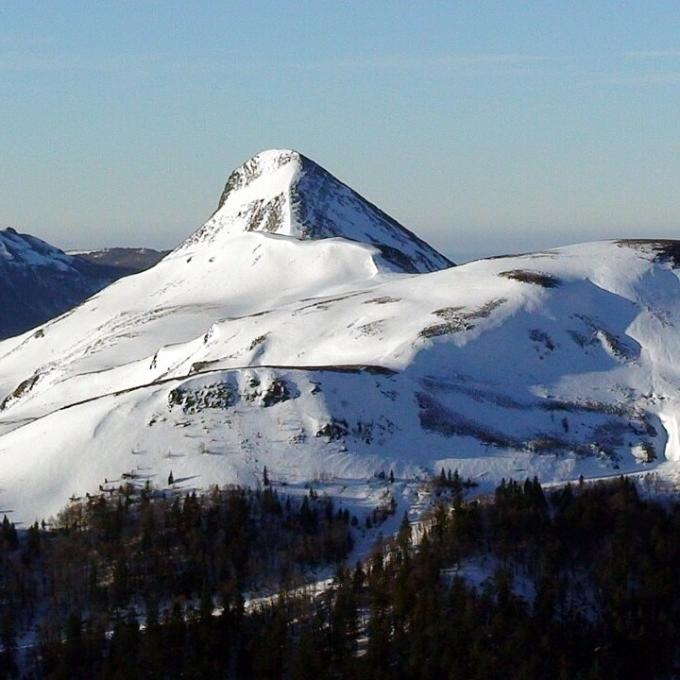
178, 149, 454, 273
0, 227, 72, 268
215, 149, 304, 212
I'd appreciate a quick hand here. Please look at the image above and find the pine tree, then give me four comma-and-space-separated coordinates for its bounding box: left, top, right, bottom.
1, 515, 18, 550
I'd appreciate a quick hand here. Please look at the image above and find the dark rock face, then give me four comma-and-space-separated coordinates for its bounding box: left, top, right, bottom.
168, 383, 234, 414
499, 270, 561, 288
261, 378, 291, 407
0, 229, 166, 340
616, 239, 680, 268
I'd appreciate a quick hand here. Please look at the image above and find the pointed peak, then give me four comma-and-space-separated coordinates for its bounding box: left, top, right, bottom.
179, 149, 454, 273
216, 149, 305, 211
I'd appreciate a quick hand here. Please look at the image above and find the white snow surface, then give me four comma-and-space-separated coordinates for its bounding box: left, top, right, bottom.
0, 228, 77, 271
1, 150, 679, 522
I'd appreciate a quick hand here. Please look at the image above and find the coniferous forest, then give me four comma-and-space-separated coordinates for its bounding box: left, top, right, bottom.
1, 476, 680, 678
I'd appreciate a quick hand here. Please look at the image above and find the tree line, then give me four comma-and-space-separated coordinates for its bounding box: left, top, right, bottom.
0, 481, 354, 678
2, 475, 680, 678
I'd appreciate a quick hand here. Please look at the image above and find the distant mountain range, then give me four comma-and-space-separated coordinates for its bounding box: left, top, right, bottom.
0, 149, 678, 522
0, 228, 166, 340
68, 246, 168, 275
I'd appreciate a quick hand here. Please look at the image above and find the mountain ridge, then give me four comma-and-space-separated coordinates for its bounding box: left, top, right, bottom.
0, 152, 678, 522
0, 228, 169, 340
0, 228, 115, 340
69, 246, 168, 274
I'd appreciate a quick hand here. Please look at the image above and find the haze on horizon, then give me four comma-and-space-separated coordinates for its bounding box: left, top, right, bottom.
1, 1, 679, 262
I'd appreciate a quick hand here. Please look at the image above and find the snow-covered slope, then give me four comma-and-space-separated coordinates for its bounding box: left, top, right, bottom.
0, 150, 678, 522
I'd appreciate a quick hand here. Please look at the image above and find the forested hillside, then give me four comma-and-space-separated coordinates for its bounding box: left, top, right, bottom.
1, 476, 679, 678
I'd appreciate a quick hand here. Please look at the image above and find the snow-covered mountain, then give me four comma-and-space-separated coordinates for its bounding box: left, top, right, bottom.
0, 229, 168, 341
182, 149, 453, 273
0, 228, 121, 340
0, 149, 678, 522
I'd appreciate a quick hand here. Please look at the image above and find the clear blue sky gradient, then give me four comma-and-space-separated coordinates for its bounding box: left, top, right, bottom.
1, 1, 679, 260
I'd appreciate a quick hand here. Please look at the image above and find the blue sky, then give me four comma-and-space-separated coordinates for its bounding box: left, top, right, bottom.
1, 1, 679, 260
